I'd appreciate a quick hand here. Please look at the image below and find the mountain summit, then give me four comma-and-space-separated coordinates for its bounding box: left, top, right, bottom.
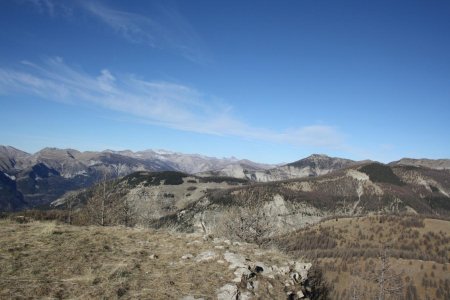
1, 145, 448, 212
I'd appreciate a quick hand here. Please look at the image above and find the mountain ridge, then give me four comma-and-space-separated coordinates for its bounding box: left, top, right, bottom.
1, 145, 449, 212
52, 161, 450, 236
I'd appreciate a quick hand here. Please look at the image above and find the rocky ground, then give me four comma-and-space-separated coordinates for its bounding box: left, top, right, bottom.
0, 218, 321, 299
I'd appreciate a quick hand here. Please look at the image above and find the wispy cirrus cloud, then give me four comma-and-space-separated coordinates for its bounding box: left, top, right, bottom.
18, 0, 210, 63
0, 58, 344, 149
82, 2, 160, 46
81, 1, 210, 63
16, 0, 72, 17
18, 0, 55, 15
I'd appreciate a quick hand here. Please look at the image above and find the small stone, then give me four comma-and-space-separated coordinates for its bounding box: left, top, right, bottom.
223, 251, 247, 269
249, 280, 259, 292
297, 290, 305, 298
233, 267, 251, 282
213, 238, 223, 244
181, 296, 205, 300
187, 240, 202, 246
195, 251, 217, 262
181, 254, 193, 260
293, 262, 312, 282
240, 291, 252, 300
290, 272, 300, 283
284, 279, 295, 286
149, 254, 158, 259
202, 235, 213, 241
277, 266, 290, 275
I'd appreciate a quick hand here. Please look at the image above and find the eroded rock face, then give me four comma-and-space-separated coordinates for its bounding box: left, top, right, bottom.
189, 193, 327, 238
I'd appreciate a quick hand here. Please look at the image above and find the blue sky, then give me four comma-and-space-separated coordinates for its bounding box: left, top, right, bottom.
1, 0, 449, 163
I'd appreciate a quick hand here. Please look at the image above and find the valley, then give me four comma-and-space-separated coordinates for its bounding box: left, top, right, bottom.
1, 145, 450, 299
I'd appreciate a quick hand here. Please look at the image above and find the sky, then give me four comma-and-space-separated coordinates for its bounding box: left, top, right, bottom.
0, 0, 449, 163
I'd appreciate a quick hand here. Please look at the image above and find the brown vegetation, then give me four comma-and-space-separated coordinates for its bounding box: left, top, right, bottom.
0, 218, 329, 299
215, 206, 273, 246
271, 214, 450, 299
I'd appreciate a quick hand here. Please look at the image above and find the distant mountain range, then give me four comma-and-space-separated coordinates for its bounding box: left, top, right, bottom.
198, 154, 359, 181
151, 162, 450, 234
0, 145, 449, 211
52, 161, 450, 235
0, 145, 273, 210
389, 158, 450, 170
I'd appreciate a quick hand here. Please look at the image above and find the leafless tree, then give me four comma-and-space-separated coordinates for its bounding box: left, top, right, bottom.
349, 275, 363, 300
86, 172, 115, 226
64, 191, 77, 225
347, 268, 371, 300
366, 247, 404, 300
217, 205, 273, 246
120, 196, 136, 227
84, 171, 139, 227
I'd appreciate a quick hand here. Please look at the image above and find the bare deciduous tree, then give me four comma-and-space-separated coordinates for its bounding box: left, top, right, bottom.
366, 248, 404, 300
217, 206, 273, 246
84, 171, 138, 227
86, 173, 116, 226
64, 191, 77, 225
120, 196, 136, 227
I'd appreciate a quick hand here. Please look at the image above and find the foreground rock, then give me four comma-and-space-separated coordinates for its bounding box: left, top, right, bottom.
217, 250, 314, 299
0, 219, 323, 299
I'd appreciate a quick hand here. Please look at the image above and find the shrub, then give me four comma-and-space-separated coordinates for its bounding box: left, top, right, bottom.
215, 206, 273, 246
400, 216, 425, 228
304, 265, 332, 300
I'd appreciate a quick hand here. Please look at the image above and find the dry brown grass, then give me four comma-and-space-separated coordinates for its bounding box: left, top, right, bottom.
272, 215, 450, 299
0, 219, 302, 299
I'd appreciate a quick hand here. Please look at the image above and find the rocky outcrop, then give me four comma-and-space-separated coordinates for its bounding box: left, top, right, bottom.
217, 249, 315, 299
179, 236, 318, 300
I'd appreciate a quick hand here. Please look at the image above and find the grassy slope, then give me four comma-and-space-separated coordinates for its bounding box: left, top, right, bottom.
274, 215, 450, 299
0, 220, 298, 300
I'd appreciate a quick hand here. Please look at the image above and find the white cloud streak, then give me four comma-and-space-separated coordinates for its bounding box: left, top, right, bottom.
17, 0, 72, 17
17, 0, 209, 63
0, 58, 344, 148
20, 0, 55, 15
81, 1, 210, 63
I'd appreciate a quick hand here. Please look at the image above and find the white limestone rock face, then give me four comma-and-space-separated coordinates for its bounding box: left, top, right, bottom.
261, 194, 325, 234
